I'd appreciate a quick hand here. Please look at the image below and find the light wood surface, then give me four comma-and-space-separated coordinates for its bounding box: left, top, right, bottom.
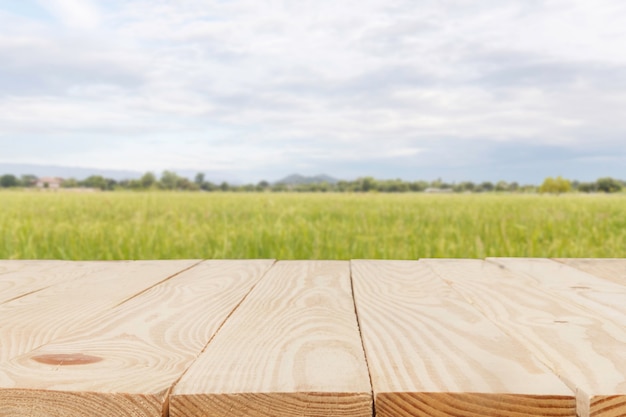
2, 259, 625, 417
425, 259, 626, 417
352, 260, 575, 417
170, 261, 372, 417
489, 258, 626, 326
0, 260, 199, 363
555, 259, 626, 285
0, 261, 112, 305
0, 260, 274, 417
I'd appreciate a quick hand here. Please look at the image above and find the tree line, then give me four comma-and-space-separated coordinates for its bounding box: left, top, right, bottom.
0, 171, 624, 193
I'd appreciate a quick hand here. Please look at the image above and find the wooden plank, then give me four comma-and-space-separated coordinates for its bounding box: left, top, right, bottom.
0, 260, 274, 417
0, 260, 33, 277
352, 260, 575, 417
0, 260, 199, 363
489, 258, 626, 325
425, 259, 626, 417
0, 261, 114, 305
555, 259, 626, 286
170, 261, 372, 417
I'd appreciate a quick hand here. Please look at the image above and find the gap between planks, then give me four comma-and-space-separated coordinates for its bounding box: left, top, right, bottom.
163, 259, 278, 416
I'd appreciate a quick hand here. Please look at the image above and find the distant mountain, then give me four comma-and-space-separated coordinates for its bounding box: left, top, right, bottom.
274, 173, 339, 185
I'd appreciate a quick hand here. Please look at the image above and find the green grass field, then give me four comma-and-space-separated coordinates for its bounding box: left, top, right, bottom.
1, 191, 625, 260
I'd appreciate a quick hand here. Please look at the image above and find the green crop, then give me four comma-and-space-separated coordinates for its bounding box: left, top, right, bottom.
1, 191, 624, 260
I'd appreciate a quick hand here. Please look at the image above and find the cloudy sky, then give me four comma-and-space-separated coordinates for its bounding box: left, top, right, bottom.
1, 0, 625, 183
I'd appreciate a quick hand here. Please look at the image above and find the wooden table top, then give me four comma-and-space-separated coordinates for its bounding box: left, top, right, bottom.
0, 258, 625, 417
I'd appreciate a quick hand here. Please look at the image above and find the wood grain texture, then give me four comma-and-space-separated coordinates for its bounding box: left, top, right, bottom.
0, 260, 198, 363
0, 260, 274, 417
425, 259, 626, 417
351, 260, 575, 417
0, 390, 162, 417
0, 261, 112, 305
489, 258, 626, 326
554, 259, 626, 286
170, 261, 372, 417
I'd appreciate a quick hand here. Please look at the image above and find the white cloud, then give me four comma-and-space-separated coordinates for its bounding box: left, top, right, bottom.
1, 0, 626, 181
37, 0, 102, 29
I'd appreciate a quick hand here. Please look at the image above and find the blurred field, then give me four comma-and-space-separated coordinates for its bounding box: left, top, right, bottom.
1, 191, 625, 260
